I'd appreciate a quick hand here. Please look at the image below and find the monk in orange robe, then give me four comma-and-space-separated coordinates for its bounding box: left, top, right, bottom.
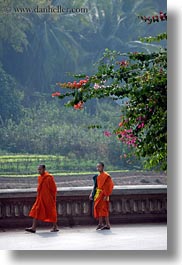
25, 165, 59, 233
89, 162, 114, 230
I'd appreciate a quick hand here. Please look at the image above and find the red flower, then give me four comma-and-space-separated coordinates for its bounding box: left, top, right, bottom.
118, 122, 123, 127
52, 92, 61, 97
118, 60, 129, 67
74, 101, 84, 110
62, 78, 89, 89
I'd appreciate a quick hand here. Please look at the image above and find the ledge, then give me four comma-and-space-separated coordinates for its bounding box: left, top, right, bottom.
0, 185, 167, 228
0, 185, 167, 197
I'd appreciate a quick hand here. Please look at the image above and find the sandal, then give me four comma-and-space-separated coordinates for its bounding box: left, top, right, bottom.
50, 228, 59, 232
96, 224, 103, 230
100, 226, 110, 230
25, 228, 36, 233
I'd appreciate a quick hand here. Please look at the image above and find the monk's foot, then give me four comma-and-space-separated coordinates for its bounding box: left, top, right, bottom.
100, 225, 111, 230
96, 224, 104, 230
50, 227, 59, 232
25, 227, 36, 233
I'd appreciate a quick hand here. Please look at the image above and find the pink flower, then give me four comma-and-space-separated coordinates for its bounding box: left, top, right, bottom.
138, 122, 145, 129
94, 83, 100, 90
103, 131, 112, 137
131, 138, 136, 144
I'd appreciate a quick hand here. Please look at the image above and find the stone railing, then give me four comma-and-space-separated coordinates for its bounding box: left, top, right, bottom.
0, 185, 167, 228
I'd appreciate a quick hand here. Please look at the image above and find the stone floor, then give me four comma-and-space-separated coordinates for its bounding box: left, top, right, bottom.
0, 223, 167, 250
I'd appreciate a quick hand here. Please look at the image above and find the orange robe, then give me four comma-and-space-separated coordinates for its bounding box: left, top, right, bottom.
94, 172, 114, 219
29, 171, 57, 223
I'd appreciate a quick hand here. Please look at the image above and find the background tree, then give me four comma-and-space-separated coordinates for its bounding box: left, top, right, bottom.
0, 64, 23, 125
0, 0, 166, 92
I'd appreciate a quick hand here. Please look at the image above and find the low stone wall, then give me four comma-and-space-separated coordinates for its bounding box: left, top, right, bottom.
0, 185, 167, 228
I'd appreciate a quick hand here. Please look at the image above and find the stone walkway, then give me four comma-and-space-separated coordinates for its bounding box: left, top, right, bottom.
0, 223, 167, 250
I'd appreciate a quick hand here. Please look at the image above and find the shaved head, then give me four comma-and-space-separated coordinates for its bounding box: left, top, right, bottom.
97, 162, 104, 173
39, 165, 46, 170
38, 164, 46, 175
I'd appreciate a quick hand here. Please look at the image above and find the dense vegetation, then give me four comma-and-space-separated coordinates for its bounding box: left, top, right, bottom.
0, 100, 143, 173
0, 154, 134, 177
0, 0, 166, 173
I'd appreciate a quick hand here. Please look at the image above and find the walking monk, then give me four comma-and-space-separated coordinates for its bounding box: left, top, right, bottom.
25, 165, 59, 233
89, 162, 114, 230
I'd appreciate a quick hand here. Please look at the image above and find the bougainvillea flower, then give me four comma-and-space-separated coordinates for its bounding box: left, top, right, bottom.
118, 60, 129, 67
103, 131, 112, 137
57, 77, 89, 90
94, 83, 100, 90
118, 122, 123, 127
117, 127, 138, 147
52, 92, 61, 97
138, 122, 145, 129
74, 101, 84, 110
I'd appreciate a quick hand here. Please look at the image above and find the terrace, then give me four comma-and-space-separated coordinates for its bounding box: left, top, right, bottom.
0, 185, 167, 250
0, 223, 167, 250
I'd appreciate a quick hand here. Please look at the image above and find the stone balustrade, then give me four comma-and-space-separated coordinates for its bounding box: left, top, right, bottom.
0, 185, 167, 228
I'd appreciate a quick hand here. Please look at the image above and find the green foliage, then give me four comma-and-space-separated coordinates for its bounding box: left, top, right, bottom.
0, 154, 93, 175
0, 154, 131, 177
0, 64, 24, 124
139, 32, 167, 43
0, 99, 142, 172
0, 0, 166, 91
0, 0, 47, 52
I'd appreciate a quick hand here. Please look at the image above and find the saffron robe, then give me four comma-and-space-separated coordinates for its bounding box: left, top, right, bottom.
29, 171, 57, 223
94, 172, 114, 219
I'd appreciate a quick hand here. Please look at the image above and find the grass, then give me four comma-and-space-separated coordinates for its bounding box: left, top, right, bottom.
0, 170, 132, 178
0, 154, 132, 177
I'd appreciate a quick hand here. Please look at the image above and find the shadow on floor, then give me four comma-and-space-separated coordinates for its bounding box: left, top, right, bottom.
32, 231, 60, 238
96, 230, 116, 236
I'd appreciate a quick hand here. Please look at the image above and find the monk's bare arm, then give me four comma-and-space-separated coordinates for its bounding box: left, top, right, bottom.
89, 186, 94, 200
